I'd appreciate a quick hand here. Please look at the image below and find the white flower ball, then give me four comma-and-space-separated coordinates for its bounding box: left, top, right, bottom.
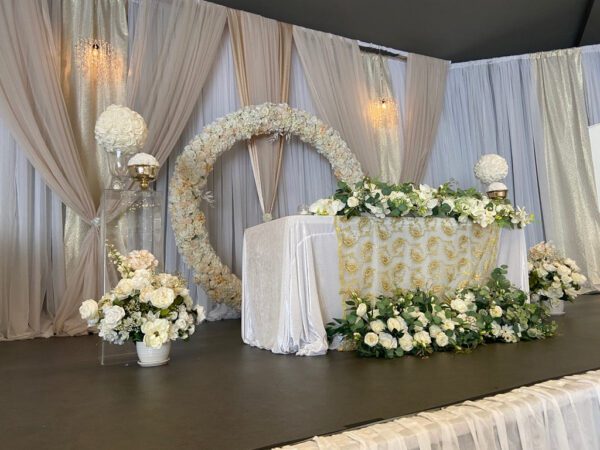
474, 154, 508, 185
95, 104, 148, 153
128, 152, 159, 167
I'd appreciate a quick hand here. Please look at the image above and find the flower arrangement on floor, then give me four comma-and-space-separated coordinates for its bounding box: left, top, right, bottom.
79, 246, 205, 349
326, 267, 556, 359
528, 241, 587, 313
310, 178, 533, 229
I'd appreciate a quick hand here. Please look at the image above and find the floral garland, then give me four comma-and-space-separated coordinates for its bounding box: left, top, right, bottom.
169, 103, 364, 309
528, 241, 587, 305
310, 178, 533, 229
327, 266, 556, 359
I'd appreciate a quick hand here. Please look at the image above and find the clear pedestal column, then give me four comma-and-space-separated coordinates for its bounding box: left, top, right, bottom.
99, 189, 164, 365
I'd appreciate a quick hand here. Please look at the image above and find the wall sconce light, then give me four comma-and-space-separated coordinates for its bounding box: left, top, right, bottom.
74, 37, 116, 83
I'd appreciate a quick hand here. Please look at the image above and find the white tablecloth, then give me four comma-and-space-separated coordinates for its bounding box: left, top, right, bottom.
242, 216, 528, 356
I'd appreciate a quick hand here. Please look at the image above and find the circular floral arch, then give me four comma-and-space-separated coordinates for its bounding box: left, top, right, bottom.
169, 103, 364, 310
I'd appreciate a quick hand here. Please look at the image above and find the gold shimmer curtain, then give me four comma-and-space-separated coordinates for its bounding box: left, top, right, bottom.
531, 48, 600, 287
228, 10, 292, 220
127, 0, 227, 167
401, 53, 449, 184
363, 53, 403, 183
0, 1, 101, 335
292, 26, 381, 177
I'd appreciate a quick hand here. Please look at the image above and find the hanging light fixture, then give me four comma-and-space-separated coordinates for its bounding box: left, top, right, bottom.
74, 37, 116, 82
368, 53, 398, 129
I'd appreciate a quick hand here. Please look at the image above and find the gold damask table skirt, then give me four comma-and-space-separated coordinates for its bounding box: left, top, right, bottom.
335, 216, 500, 298
242, 216, 527, 356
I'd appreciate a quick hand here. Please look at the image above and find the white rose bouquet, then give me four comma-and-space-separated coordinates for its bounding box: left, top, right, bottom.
79, 246, 205, 348
474, 154, 509, 188
528, 241, 587, 304
95, 104, 148, 153
326, 267, 555, 359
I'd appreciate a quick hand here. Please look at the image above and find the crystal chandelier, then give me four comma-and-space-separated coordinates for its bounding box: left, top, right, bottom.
368, 54, 398, 129
74, 38, 116, 82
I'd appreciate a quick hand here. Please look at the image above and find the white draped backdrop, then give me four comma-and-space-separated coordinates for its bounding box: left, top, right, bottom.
2, 0, 600, 338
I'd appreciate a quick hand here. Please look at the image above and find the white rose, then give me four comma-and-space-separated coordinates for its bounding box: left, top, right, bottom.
450, 299, 468, 313
398, 333, 414, 352
130, 269, 152, 290
441, 319, 455, 331
364, 332, 379, 347
435, 332, 449, 347
103, 305, 125, 327
370, 319, 386, 333
387, 317, 406, 332
572, 272, 586, 285
413, 330, 432, 346
347, 196, 360, 208
114, 278, 136, 299
79, 299, 99, 324
379, 332, 398, 349
149, 287, 176, 309
356, 303, 368, 317
428, 324, 442, 338
490, 305, 503, 318
141, 318, 170, 349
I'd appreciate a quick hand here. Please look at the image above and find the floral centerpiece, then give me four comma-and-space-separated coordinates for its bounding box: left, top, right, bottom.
327, 267, 556, 359
79, 246, 205, 366
127, 152, 160, 190
474, 154, 509, 198
310, 178, 532, 229
528, 241, 587, 315
95, 104, 148, 189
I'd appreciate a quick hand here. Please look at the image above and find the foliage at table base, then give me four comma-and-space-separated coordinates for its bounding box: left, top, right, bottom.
326, 267, 556, 359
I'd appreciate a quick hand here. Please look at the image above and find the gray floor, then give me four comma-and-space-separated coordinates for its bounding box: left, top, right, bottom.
2, 296, 600, 450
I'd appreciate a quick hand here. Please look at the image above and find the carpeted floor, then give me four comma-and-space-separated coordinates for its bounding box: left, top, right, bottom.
2, 295, 600, 450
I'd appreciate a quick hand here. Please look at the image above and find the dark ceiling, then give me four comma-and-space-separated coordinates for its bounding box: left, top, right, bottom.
209, 0, 599, 62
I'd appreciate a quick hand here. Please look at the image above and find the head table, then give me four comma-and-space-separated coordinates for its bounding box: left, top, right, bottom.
241, 215, 528, 356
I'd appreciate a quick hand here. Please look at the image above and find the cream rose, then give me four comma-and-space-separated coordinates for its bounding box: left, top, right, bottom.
370, 319, 386, 333
102, 305, 125, 328
435, 332, 449, 347
450, 298, 468, 314
364, 332, 379, 347
114, 278, 136, 299
490, 305, 503, 318
79, 299, 99, 325
413, 330, 432, 346
356, 303, 368, 318
398, 333, 414, 352
347, 196, 360, 208
387, 317, 406, 332
379, 332, 397, 349
149, 287, 176, 309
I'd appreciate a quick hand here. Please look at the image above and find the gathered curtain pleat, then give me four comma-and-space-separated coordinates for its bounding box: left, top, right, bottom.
292, 26, 380, 177
228, 10, 292, 220
127, 0, 227, 167
401, 53, 449, 184
0, 0, 100, 335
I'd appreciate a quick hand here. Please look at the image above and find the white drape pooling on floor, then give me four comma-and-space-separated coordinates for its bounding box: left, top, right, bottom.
0, 120, 66, 340
228, 10, 292, 220
281, 370, 600, 449
401, 54, 449, 184
423, 56, 546, 247
155, 30, 338, 318
532, 49, 600, 287
293, 26, 381, 177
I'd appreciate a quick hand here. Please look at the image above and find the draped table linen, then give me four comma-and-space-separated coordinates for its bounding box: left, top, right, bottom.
242, 216, 528, 356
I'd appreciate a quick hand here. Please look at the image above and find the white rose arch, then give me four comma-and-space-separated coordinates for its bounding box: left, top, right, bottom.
169, 103, 364, 310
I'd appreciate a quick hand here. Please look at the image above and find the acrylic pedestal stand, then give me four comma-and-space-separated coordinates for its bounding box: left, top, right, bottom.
99, 189, 164, 365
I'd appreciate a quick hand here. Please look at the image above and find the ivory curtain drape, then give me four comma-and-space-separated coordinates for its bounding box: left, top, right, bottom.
228, 10, 292, 220
0, 0, 101, 335
532, 49, 600, 287
400, 53, 449, 184
127, 0, 227, 167
292, 26, 381, 177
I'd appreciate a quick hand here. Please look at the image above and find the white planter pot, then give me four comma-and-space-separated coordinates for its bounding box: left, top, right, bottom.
544, 299, 565, 316
136, 341, 171, 367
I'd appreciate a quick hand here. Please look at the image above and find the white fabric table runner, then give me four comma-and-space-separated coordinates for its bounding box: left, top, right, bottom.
242, 216, 528, 356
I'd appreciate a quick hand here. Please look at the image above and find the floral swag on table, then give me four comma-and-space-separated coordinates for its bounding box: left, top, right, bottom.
310, 178, 533, 229
328, 267, 557, 359
169, 103, 364, 310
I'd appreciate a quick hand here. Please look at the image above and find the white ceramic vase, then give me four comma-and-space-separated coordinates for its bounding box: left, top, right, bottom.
136, 341, 171, 367
545, 298, 565, 316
